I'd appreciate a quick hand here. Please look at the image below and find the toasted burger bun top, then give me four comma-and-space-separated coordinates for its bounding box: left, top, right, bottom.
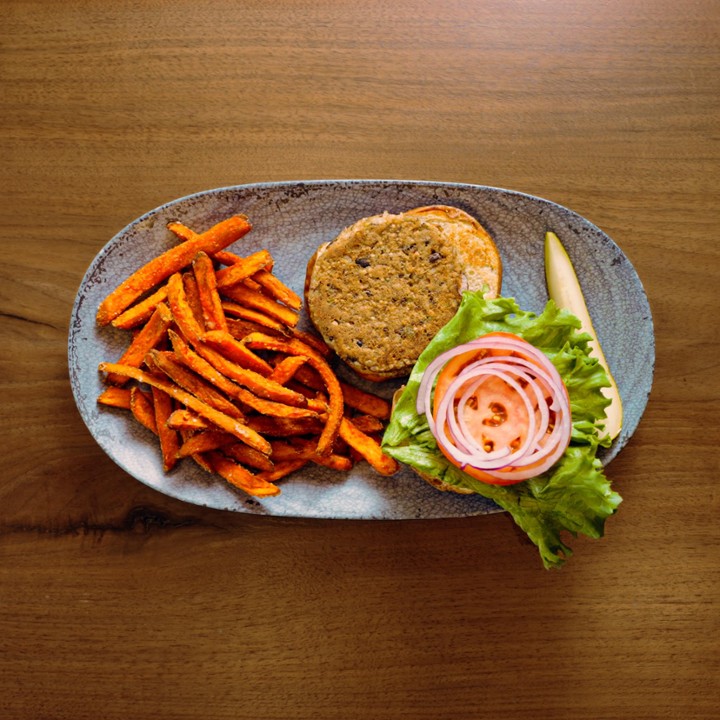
305, 205, 502, 382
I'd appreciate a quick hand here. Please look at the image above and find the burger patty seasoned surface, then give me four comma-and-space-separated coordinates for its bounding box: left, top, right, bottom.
306, 207, 501, 381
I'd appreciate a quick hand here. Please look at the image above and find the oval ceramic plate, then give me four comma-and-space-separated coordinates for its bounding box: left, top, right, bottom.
68, 180, 654, 519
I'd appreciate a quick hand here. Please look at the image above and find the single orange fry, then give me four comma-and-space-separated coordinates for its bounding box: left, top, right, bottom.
207, 452, 281, 497
251, 268, 302, 310
166, 408, 209, 432
129, 386, 157, 434
215, 250, 274, 289
182, 272, 206, 330
97, 386, 132, 409
177, 430, 236, 458
151, 386, 181, 472
105, 302, 173, 386
221, 302, 291, 335
111, 284, 169, 330
192, 251, 227, 332
166, 271, 205, 345
338, 416, 399, 476
269, 355, 308, 385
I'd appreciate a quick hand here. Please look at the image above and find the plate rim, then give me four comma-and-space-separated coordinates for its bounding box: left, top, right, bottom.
68, 178, 655, 519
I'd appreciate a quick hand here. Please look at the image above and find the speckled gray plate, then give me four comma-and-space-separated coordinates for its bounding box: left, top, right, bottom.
68, 180, 654, 519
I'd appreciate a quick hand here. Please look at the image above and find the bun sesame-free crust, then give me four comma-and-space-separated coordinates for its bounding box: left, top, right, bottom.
305, 205, 502, 382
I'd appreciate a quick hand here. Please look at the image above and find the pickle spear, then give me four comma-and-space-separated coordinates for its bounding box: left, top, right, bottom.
544, 231, 623, 440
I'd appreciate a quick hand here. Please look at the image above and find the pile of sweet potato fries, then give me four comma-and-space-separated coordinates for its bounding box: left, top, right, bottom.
95, 214, 399, 497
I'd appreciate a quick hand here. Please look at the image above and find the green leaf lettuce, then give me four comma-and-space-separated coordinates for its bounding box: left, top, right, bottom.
381, 293, 622, 569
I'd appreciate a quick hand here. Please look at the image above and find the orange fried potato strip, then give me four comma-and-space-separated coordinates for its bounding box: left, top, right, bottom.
167, 271, 205, 345
215, 250, 274, 289
151, 386, 181, 472
201, 329, 273, 376
147, 349, 245, 420
223, 442, 275, 472
105, 302, 173, 386
130, 386, 157, 434
206, 452, 280, 497
338, 416, 399, 476
192, 251, 227, 332
111, 285, 169, 330
241, 333, 343, 457
177, 430, 236, 458
97, 215, 252, 325
98, 362, 271, 455
220, 282, 299, 328
166, 408, 208, 432
271, 439, 353, 472
97, 386, 132, 409
168, 330, 316, 419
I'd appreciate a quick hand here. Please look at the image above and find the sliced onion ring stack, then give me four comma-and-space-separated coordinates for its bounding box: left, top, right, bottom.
417, 333, 572, 485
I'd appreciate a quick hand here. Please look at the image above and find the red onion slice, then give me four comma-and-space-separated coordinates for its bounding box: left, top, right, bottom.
418, 333, 572, 484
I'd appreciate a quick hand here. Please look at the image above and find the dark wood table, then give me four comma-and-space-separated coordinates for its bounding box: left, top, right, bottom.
2, 2, 718, 718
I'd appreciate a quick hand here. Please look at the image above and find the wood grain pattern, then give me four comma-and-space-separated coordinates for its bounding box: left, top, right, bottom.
1, 1, 718, 718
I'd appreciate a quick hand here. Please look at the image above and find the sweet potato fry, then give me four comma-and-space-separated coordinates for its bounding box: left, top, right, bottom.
193, 341, 309, 408
269, 355, 308, 385
192, 251, 227, 332
167, 271, 205, 345
167, 330, 316, 419
151, 386, 181, 472
225, 317, 281, 342
206, 452, 281, 497
347, 414, 385, 434
130, 386, 157, 434
201, 329, 273, 376
182, 272, 205, 329
215, 250, 274, 289
339, 381, 392, 420
290, 329, 332, 357
253, 458, 308, 484
271, 439, 353, 472
223, 442, 275, 472
241, 333, 343, 456
97, 215, 252, 325
98, 362, 271, 455
165, 221, 196, 243
222, 302, 291, 335
166, 223, 261, 269
148, 349, 244, 420
212, 249, 251, 267
251, 268, 302, 310
177, 430, 236, 458
97, 386, 132, 409
220, 282, 299, 328
294, 367, 391, 420
245, 415, 325, 437
177, 427, 214, 472
166, 408, 208, 432
338, 416, 399, 476
111, 284, 169, 330
105, 302, 173, 386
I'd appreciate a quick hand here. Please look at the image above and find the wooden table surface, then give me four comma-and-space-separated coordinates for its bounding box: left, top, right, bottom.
2, 1, 718, 718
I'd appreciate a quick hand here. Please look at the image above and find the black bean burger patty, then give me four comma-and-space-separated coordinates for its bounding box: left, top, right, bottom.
305, 206, 502, 382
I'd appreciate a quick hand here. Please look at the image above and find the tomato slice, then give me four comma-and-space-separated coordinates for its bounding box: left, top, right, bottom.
431, 332, 561, 486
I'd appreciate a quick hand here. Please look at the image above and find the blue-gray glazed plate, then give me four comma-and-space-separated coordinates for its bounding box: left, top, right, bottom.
68, 180, 654, 519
